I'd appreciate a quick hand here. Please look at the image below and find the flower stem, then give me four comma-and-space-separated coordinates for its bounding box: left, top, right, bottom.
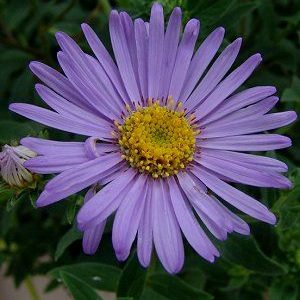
25, 276, 41, 300
99, 0, 111, 16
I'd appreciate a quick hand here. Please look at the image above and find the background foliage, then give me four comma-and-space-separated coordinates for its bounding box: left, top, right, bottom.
0, 0, 300, 299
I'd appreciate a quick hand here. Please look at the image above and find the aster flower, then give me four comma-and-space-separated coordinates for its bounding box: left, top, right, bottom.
0, 144, 36, 187
9, 3, 296, 273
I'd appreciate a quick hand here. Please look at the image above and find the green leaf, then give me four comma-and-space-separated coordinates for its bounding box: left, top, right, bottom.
117, 253, 147, 299
218, 1, 260, 30
49, 21, 81, 36
269, 281, 298, 300
140, 288, 170, 300
5, 191, 29, 212
54, 225, 82, 261
0, 182, 14, 203
0, 120, 42, 144
10, 69, 35, 100
181, 268, 206, 290
282, 77, 300, 102
50, 263, 121, 292
60, 271, 102, 300
220, 265, 250, 292
149, 273, 213, 300
220, 235, 286, 275
194, 0, 236, 34
64, 198, 78, 224
2, 0, 31, 30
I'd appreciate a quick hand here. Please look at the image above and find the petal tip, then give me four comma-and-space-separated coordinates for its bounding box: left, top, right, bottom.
266, 212, 277, 225
172, 7, 182, 16
29, 61, 39, 71
35, 83, 43, 93
235, 37, 243, 45
115, 250, 129, 262
290, 111, 298, 122
81, 23, 90, 31
83, 249, 96, 256
76, 221, 85, 232
151, 2, 163, 15
55, 31, 65, 41
109, 10, 119, 23
110, 9, 118, 17
253, 53, 262, 62
218, 26, 225, 34
8, 103, 19, 113
138, 256, 151, 268
35, 190, 53, 207
20, 137, 30, 145
270, 86, 277, 93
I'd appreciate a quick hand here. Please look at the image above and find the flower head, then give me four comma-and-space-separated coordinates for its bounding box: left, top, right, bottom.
10, 3, 297, 273
118, 100, 198, 178
0, 145, 36, 187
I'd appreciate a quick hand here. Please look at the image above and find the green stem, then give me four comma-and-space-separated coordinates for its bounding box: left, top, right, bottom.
99, 0, 111, 16
25, 276, 41, 300
145, 252, 157, 287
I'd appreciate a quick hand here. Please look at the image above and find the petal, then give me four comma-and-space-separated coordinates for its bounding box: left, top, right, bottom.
82, 188, 106, 255
134, 19, 149, 102
180, 27, 225, 102
152, 179, 184, 274
35, 84, 109, 127
177, 172, 228, 230
185, 38, 242, 111
57, 51, 119, 120
137, 180, 153, 267
77, 168, 137, 230
192, 205, 227, 240
9, 103, 111, 139
196, 153, 291, 189
201, 86, 276, 125
21, 137, 85, 156
112, 174, 148, 261
200, 149, 288, 173
99, 162, 128, 186
168, 176, 219, 261
210, 196, 250, 235
201, 111, 297, 138
178, 172, 230, 240
194, 53, 262, 120
168, 19, 200, 101
86, 55, 125, 112
81, 23, 130, 105
120, 12, 141, 95
56, 32, 122, 118
158, 7, 182, 99
191, 166, 277, 224
21, 137, 117, 156
29, 61, 93, 111
205, 96, 278, 127
36, 153, 122, 207
109, 11, 140, 104
83, 223, 106, 255
197, 134, 292, 151
24, 154, 88, 174
148, 2, 164, 99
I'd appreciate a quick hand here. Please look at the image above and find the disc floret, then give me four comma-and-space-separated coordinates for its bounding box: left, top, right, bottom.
118, 101, 198, 178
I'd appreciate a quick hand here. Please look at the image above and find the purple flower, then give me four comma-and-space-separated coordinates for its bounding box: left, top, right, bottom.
9, 3, 296, 273
0, 145, 36, 187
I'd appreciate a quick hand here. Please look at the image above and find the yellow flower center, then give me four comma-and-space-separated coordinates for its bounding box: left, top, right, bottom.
117, 100, 198, 178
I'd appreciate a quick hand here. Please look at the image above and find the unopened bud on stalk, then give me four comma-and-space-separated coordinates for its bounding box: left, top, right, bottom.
0, 145, 36, 187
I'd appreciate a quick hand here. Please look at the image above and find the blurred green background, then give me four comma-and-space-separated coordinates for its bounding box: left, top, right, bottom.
0, 0, 300, 299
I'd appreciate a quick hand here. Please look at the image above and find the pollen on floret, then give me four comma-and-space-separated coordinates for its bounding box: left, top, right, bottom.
117, 100, 198, 178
